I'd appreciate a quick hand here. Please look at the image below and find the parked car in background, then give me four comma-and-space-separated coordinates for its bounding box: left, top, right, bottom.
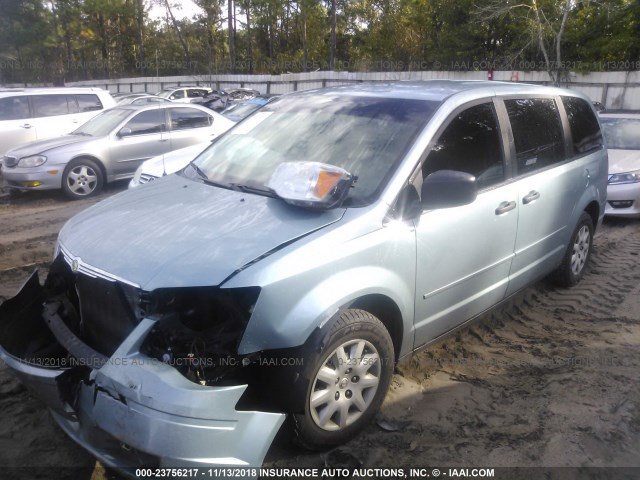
226, 88, 260, 101
116, 94, 172, 106
0, 87, 115, 163
113, 93, 152, 102
192, 89, 263, 112
130, 97, 273, 187
191, 90, 229, 111
0, 82, 607, 473
600, 112, 640, 218
129, 141, 212, 188
1, 103, 234, 198
157, 86, 212, 103
221, 97, 271, 122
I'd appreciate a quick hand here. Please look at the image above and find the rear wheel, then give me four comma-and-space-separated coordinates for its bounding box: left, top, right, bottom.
62, 159, 103, 199
292, 309, 394, 449
552, 212, 594, 287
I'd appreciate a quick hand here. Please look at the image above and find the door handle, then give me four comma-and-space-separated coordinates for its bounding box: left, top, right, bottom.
159, 138, 169, 142
495, 201, 516, 215
522, 190, 540, 205
20, 124, 32, 129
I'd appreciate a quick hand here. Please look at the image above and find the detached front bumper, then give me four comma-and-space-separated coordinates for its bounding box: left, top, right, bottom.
0, 272, 285, 475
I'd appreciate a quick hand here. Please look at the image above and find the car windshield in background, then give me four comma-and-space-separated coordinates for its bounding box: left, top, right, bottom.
72, 108, 132, 136
224, 102, 262, 118
601, 118, 640, 150
193, 94, 439, 206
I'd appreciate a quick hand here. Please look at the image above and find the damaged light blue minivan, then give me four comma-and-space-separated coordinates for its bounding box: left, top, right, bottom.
0, 81, 607, 472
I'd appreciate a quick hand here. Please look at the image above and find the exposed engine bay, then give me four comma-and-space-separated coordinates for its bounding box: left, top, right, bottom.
19, 254, 261, 387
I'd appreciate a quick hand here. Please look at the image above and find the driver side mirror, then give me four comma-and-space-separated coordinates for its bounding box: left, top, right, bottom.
118, 127, 132, 138
421, 170, 477, 210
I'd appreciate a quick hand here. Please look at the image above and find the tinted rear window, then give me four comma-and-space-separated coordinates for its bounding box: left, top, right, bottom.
0, 96, 30, 120
170, 107, 212, 130
505, 98, 565, 174
32, 95, 70, 117
561, 96, 603, 155
76, 94, 103, 112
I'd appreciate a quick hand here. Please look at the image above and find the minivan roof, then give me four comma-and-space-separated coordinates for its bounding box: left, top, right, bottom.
290, 80, 582, 103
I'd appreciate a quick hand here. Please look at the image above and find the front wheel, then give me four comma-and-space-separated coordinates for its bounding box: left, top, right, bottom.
292, 309, 394, 450
62, 159, 104, 199
552, 211, 594, 287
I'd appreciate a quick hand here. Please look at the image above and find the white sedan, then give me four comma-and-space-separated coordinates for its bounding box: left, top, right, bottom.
600, 113, 640, 218
129, 141, 212, 188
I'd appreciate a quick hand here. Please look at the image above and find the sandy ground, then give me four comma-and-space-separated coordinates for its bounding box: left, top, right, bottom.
0, 184, 638, 480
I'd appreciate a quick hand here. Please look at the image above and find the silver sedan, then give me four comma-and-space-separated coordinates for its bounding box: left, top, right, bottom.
1, 103, 234, 199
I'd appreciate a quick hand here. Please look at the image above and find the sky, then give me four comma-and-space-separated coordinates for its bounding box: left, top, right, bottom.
148, 1, 204, 21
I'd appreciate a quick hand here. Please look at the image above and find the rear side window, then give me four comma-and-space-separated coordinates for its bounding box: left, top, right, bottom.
32, 95, 70, 117
561, 96, 603, 155
423, 102, 505, 189
187, 89, 207, 98
124, 109, 166, 135
169, 107, 213, 130
0, 96, 30, 120
505, 98, 565, 174
76, 94, 103, 112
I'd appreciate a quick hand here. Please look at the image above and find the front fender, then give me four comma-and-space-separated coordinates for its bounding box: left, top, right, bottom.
237, 265, 415, 357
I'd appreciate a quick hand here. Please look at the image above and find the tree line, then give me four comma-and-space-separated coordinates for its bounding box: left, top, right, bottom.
0, 0, 638, 85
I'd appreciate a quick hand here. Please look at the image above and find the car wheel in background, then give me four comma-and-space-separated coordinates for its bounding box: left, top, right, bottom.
62, 158, 104, 200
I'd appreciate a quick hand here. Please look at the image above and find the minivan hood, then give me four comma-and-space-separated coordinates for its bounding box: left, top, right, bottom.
608, 149, 640, 174
59, 174, 346, 290
6, 135, 90, 157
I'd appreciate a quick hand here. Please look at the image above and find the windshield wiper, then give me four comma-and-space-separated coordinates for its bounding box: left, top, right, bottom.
187, 163, 231, 188
189, 162, 209, 181
72, 132, 92, 136
228, 183, 276, 198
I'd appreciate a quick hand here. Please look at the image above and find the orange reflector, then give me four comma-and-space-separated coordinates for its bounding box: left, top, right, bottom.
46, 170, 59, 175
23, 181, 42, 187
314, 170, 342, 198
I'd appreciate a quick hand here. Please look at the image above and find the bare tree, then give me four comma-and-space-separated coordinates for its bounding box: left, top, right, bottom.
329, 0, 336, 70
164, 0, 191, 67
136, 0, 146, 76
477, 0, 574, 85
228, 0, 235, 72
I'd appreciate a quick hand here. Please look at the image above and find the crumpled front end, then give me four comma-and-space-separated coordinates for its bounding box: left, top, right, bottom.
0, 260, 285, 476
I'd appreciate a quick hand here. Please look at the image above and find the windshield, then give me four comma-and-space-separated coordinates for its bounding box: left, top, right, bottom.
157, 90, 174, 99
73, 108, 132, 136
192, 94, 439, 206
601, 118, 640, 150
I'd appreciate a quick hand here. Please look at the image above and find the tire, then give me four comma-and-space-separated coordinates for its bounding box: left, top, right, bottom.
62, 159, 104, 199
552, 211, 594, 287
291, 309, 394, 450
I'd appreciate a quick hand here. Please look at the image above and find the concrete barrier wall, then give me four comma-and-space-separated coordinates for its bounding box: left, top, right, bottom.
5, 70, 639, 109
